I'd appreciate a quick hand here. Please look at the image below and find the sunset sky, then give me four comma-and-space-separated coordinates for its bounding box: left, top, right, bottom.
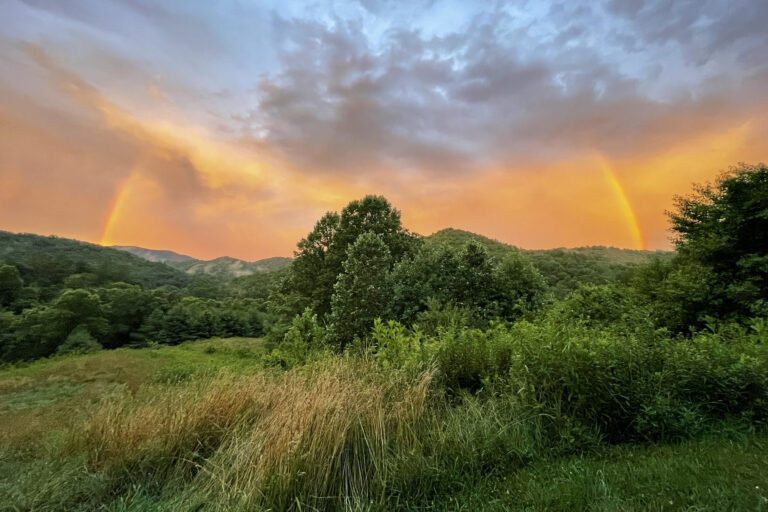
2, 0, 768, 260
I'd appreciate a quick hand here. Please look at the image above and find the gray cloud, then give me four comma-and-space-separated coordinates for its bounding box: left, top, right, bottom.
239, 2, 768, 176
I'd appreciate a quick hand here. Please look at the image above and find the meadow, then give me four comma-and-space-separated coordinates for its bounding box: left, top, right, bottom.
1, 328, 767, 511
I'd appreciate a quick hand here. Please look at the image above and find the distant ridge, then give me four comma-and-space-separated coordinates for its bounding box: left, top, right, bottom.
169, 256, 292, 279
111, 245, 292, 279
112, 245, 195, 263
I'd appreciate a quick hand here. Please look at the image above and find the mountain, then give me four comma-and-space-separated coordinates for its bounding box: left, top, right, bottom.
111, 245, 293, 279
0, 231, 190, 289
168, 256, 292, 279
426, 228, 673, 298
111, 246, 195, 263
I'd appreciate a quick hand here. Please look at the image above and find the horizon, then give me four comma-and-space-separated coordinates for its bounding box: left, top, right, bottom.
2, 1, 768, 260
2, 224, 672, 262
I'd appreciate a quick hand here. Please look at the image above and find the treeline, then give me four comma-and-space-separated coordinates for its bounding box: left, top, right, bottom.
0, 237, 286, 361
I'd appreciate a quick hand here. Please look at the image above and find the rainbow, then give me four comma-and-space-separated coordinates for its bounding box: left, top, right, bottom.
595, 155, 646, 250
99, 172, 138, 246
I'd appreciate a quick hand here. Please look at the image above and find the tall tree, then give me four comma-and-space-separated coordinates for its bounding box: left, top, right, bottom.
327, 232, 392, 349
668, 163, 768, 320
492, 251, 549, 319
281, 196, 419, 321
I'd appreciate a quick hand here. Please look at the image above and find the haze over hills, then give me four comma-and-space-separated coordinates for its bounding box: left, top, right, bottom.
112, 246, 195, 263
112, 245, 292, 279
168, 256, 293, 279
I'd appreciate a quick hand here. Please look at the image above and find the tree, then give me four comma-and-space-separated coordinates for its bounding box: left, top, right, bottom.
98, 284, 156, 348
493, 251, 549, 319
0, 264, 23, 307
280, 195, 420, 323
386, 243, 461, 325
56, 324, 102, 355
668, 163, 768, 321
1, 306, 70, 361
327, 232, 392, 349
285, 211, 341, 317
455, 242, 497, 320
54, 289, 108, 341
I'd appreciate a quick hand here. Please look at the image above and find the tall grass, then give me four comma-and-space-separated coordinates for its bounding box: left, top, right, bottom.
69, 358, 435, 510
3, 319, 768, 510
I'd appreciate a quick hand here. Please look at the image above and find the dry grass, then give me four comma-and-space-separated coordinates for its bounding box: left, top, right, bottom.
69, 358, 435, 510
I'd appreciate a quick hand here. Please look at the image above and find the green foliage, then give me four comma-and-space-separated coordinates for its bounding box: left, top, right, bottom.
145, 297, 265, 345
1, 306, 70, 361
386, 243, 463, 325
668, 163, 768, 322
0, 264, 23, 308
97, 284, 157, 348
414, 298, 470, 336
267, 308, 327, 368
387, 242, 548, 327
328, 232, 393, 349
373, 314, 768, 442
493, 251, 549, 318
281, 195, 419, 322
552, 283, 650, 331
372, 319, 439, 370
56, 325, 103, 356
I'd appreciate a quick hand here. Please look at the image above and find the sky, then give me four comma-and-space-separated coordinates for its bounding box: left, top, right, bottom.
1, 0, 768, 260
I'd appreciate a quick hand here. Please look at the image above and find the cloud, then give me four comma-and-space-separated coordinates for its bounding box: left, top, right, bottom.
242, 3, 768, 177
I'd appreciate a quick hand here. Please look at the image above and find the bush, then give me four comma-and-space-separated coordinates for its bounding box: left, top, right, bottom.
373, 316, 768, 442
266, 308, 328, 368
372, 318, 438, 370
56, 325, 102, 356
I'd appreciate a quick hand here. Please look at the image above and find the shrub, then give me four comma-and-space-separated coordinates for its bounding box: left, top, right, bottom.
372, 318, 438, 370
56, 324, 102, 356
266, 308, 328, 368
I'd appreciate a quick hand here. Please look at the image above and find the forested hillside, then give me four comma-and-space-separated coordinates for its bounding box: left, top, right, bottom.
0, 233, 287, 362
0, 231, 190, 291
427, 228, 672, 298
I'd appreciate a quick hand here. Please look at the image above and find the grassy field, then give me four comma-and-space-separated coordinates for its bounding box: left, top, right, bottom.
0, 338, 266, 455
1, 338, 766, 511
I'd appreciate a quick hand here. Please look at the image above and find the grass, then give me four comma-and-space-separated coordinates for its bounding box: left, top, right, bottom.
1, 338, 767, 511
0, 337, 265, 454
425, 430, 768, 511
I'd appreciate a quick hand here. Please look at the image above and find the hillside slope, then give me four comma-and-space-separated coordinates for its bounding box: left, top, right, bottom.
168, 256, 292, 279
111, 245, 194, 263
426, 228, 673, 298
112, 246, 293, 280
0, 231, 190, 289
